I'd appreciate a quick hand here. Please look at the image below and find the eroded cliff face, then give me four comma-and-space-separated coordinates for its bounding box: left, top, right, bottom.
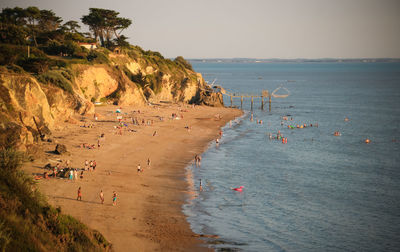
0, 52, 223, 149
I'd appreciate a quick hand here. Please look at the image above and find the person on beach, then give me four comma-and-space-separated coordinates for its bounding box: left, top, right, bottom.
153, 130, 157, 136
53, 165, 57, 178
69, 169, 74, 180
84, 160, 88, 171
100, 190, 104, 204
93, 160, 96, 171
147, 158, 151, 168
216, 138, 220, 147
137, 164, 142, 173
112, 191, 117, 206
77, 187, 82, 201
74, 169, 78, 180
97, 139, 101, 148
194, 154, 198, 167
198, 155, 202, 166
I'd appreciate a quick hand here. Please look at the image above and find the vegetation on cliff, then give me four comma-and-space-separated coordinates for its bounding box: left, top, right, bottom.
0, 148, 111, 251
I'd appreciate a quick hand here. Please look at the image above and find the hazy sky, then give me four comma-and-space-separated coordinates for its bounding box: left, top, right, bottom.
1, 0, 399, 59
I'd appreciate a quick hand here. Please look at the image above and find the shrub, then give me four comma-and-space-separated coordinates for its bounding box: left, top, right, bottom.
18, 57, 53, 74
37, 70, 73, 93
174, 56, 193, 71
0, 44, 47, 66
86, 50, 109, 64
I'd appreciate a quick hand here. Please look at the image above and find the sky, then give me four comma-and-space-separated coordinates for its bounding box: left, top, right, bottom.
1, 0, 399, 59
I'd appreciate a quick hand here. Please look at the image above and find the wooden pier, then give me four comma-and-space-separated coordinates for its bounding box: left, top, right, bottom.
215, 87, 289, 111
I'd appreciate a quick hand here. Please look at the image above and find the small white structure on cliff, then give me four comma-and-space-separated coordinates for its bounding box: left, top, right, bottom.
78, 42, 97, 50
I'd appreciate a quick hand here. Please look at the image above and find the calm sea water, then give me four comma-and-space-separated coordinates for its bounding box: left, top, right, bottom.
183, 62, 400, 251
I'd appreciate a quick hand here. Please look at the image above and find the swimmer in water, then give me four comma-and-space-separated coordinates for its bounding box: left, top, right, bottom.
199, 179, 203, 191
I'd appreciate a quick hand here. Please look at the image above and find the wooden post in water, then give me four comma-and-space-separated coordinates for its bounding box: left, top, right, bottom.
269, 94, 272, 112
230, 95, 233, 107
251, 96, 254, 111
261, 96, 264, 110
240, 96, 243, 109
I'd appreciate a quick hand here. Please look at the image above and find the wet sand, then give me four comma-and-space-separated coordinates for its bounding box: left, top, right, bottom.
24, 104, 242, 251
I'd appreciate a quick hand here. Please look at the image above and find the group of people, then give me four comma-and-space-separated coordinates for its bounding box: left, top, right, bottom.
286, 123, 318, 129
81, 123, 95, 128
84, 160, 97, 171
77, 187, 117, 206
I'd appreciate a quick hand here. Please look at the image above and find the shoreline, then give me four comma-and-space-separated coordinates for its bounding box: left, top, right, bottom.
23, 104, 242, 251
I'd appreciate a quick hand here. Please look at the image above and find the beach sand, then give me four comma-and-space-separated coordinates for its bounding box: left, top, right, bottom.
24, 103, 242, 251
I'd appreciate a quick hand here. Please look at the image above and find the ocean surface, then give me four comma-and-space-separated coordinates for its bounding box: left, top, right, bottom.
183, 61, 400, 251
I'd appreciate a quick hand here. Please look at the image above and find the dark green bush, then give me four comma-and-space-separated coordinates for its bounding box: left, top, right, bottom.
0, 44, 46, 66
37, 70, 73, 93
86, 50, 109, 64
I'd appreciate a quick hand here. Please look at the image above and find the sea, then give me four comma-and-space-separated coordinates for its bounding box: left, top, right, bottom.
183, 61, 400, 252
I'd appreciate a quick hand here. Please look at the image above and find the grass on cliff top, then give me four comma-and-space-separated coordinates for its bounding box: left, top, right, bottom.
0, 148, 111, 251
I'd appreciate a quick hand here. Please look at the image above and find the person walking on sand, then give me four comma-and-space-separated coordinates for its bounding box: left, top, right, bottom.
74, 169, 78, 180
77, 187, 82, 201
99, 190, 104, 204
112, 191, 117, 206
137, 164, 142, 173
84, 160, 88, 171
147, 158, 151, 168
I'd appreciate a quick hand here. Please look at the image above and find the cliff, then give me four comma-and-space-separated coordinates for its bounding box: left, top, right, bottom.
0, 46, 223, 150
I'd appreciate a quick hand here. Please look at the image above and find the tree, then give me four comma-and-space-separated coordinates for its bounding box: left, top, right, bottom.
0, 7, 29, 44
38, 9, 62, 32
62, 20, 81, 33
81, 8, 132, 48
25, 6, 41, 46
113, 35, 129, 48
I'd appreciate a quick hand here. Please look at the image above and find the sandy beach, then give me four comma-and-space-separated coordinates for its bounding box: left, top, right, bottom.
23, 103, 242, 251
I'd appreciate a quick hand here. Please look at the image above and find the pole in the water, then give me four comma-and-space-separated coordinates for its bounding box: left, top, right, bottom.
251, 96, 254, 111
269, 94, 272, 112
261, 96, 264, 110
240, 96, 243, 109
